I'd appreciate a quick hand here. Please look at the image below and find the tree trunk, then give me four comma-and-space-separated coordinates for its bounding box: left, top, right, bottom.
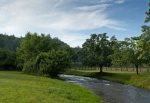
135, 65, 139, 75
100, 66, 103, 73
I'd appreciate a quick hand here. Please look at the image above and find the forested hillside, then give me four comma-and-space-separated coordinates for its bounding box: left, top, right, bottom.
0, 34, 21, 70
0, 34, 21, 52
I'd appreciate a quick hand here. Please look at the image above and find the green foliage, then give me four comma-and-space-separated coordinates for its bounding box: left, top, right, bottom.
34, 50, 70, 77
139, 2, 150, 66
82, 33, 112, 72
17, 32, 71, 77
111, 37, 143, 74
0, 48, 16, 70
70, 47, 83, 66
110, 37, 123, 67
22, 60, 35, 74
0, 34, 21, 52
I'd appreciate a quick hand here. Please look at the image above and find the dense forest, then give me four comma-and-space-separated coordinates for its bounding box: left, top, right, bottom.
0, 3, 150, 77
0, 34, 21, 52
0, 34, 21, 70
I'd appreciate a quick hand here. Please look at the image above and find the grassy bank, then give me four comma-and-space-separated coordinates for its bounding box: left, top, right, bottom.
0, 71, 104, 103
64, 69, 150, 90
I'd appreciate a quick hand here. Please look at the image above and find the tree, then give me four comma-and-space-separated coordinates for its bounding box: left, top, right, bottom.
82, 33, 111, 73
34, 50, 70, 77
71, 47, 83, 67
126, 38, 142, 75
110, 36, 123, 68
138, 2, 150, 66
17, 32, 71, 77
110, 37, 142, 75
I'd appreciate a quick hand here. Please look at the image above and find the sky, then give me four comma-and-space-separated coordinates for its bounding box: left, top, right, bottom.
0, 0, 149, 47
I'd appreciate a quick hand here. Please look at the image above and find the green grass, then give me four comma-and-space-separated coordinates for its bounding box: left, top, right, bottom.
0, 71, 104, 103
64, 69, 150, 90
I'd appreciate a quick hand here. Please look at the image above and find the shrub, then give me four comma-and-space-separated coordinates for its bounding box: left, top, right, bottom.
35, 50, 70, 77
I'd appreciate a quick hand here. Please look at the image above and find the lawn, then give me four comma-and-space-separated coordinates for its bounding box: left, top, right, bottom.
0, 71, 104, 103
64, 69, 150, 90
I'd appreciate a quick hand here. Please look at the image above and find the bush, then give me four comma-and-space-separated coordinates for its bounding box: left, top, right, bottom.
17, 33, 71, 77
22, 60, 35, 74
35, 50, 70, 77
21, 50, 70, 77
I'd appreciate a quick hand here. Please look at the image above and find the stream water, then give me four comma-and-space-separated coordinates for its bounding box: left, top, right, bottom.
59, 74, 150, 103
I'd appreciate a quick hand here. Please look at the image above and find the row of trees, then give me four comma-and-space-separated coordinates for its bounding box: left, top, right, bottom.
72, 3, 150, 75
76, 33, 149, 75
1, 31, 148, 75
0, 2, 149, 76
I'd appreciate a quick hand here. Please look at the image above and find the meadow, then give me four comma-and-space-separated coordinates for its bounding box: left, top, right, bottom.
0, 71, 104, 103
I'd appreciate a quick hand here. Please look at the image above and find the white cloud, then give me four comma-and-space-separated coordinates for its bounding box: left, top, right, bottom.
0, 0, 126, 47
114, 0, 126, 4
57, 33, 88, 47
